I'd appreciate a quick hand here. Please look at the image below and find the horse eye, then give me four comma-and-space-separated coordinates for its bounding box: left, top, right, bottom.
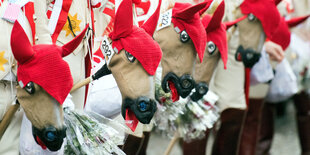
180, 30, 190, 43
24, 82, 35, 94
125, 51, 136, 63
247, 13, 256, 21
208, 41, 217, 55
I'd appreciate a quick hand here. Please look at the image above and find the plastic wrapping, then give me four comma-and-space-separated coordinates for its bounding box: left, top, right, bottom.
288, 33, 310, 94
250, 47, 274, 85
64, 109, 126, 155
266, 59, 298, 103
85, 74, 122, 118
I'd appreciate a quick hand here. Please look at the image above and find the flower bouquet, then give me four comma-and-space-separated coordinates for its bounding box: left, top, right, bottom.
64, 109, 125, 155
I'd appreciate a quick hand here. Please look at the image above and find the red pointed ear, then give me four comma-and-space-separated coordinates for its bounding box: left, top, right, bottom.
286, 15, 310, 28
111, 0, 133, 39
275, 0, 282, 5
199, 0, 213, 15
206, 1, 225, 32
174, 0, 211, 20
133, 0, 141, 5
141, 0, 162, 36
10, 21, 34, 64
62, 24, 89, 57
224, 15, 247, 30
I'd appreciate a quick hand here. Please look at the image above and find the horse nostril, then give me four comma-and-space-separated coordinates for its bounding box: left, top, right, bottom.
138, 101, 148, 112
197, 83, 208, 95
46, 131, 56, 141
32, 125, 66, 151
180, 74, 195, 90
122, 97, 157, 124
44, 126, 57, 142
182, 79, 191, 89
190, 82, 209, 102
137, 97, 150, 112
161, 72, 180, 93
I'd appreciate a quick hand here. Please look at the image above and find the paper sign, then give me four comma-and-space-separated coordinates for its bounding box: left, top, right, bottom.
156, 9, 172, 31
100, 36, 115, 66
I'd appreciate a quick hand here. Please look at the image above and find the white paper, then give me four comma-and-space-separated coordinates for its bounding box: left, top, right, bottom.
100, 35, 115, 66
156, 9, 172, 31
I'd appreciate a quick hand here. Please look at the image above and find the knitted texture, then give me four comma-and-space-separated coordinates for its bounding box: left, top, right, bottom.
16, 45, 73, 104
202, 1, 227, 69
171, 1, 211, 62
11, 21, 88, 104
109, 0, 162, 76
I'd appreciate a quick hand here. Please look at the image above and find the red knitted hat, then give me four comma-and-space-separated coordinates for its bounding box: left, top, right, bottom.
172, 0, 212, 62
240, 0, 291, 50
11, 21, 88, 104
109, 0, 162, 76
202, 1, 228, 69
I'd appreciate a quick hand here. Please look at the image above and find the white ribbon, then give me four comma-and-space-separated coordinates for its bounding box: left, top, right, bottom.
47, 0, 62, 34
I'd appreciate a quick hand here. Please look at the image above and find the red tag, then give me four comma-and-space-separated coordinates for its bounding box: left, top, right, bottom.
125, 109, 139, 132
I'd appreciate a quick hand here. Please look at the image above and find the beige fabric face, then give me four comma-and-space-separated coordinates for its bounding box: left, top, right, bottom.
194, 48, 220, 85
108, 49, 153, 100
16, 84, 63, 129
209, 28, 247, 112
234, 8, 270, 99
154, 23, 196, 79
209, 49, 247, 111
235, 8, 264, 51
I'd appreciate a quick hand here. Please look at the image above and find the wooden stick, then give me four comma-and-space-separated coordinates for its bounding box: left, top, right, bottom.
70, 77, 91, 93
227, 26, 236, 43
0, 103, 20, 140
164, 132, 179, 155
